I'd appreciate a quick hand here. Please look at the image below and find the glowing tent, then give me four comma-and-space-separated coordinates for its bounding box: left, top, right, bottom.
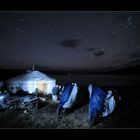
7, 70, 56, 96
57, 83, 78, 119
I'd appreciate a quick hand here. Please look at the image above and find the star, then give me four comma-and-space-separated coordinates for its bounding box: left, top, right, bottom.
0, 45, 6, 49
40, 28, 44, 32
15, 27, 19, 31
0, 45, 4, 48
35, 47, 39, 51
126, 15, 133, 29
15, 57, 19, 62
21, 18, 24, 23
90, 54, 94, 59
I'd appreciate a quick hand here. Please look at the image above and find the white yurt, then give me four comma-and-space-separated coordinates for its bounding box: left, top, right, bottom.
7, 70, 56, 96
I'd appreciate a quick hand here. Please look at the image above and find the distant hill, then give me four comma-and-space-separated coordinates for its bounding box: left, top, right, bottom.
104, 65, 140, 75
0, 64, 140, 81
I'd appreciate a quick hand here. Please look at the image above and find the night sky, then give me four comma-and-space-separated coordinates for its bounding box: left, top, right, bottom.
0, 11, 140, 72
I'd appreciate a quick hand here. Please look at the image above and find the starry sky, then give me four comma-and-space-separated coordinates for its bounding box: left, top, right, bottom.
0, 11, 140, 72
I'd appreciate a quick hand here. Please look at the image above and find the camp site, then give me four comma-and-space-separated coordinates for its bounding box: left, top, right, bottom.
0, 11, 140, 128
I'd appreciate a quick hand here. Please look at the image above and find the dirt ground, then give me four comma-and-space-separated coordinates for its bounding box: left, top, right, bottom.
0, 86, 140, 129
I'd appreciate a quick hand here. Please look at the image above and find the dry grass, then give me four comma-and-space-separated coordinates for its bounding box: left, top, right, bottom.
0, 86, 140, 128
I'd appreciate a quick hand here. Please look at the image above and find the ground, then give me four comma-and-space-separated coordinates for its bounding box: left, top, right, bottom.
0, 86, 140, 128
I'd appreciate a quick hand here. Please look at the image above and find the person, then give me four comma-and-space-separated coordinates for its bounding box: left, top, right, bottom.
0, 81, 4, 89
35, 88, 39, 96
57, 85, 64, 100
51, 85, 60, 103
53, 85, 59, 94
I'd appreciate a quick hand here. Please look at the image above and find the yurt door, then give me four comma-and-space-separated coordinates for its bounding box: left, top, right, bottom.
37, 80, 47, 96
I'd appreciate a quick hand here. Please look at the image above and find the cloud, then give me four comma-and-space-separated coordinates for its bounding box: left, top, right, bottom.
128, 52, 140, 59
129, 59, 140, 65
60, 39, 80, 49
94, 49, 105, 57
93, 66, 116, 72
116, 54, 122, 57
114, 59, 121, 63
85, 47, 95, 52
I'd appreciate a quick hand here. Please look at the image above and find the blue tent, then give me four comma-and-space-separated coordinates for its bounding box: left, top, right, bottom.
88, 84, 120, 127
88, 84, 107, 124
59, 83, 74, 107
101, 90, 116, 117
57, 83, 78, 119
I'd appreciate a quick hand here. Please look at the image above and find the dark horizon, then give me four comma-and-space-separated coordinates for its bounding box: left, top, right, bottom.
1, 63, 140, 74
0, 64, 140, 87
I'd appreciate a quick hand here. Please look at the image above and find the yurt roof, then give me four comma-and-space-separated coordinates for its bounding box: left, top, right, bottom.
8, 70, 56, 83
